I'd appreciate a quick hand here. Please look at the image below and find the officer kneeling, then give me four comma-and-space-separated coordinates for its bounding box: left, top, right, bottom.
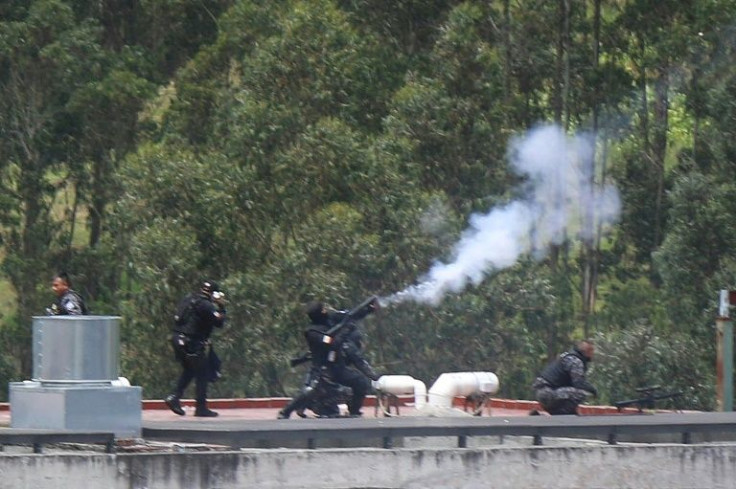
532, 339, 597, 415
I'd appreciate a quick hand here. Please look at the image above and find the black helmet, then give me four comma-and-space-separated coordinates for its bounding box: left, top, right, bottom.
201, 280, 221, 295
306, 301, 328, 325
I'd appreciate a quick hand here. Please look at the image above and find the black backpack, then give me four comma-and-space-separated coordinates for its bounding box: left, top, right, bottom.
173, 294, 199, 335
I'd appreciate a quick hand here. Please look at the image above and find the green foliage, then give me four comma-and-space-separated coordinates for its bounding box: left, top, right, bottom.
592, 325, 715, 410
383, 2, 511, 214
136, 0, 233, 78
654, 173, 736, 339
595, 276, 669, 332
0, 0, 104, 329
2, 0, 736, 410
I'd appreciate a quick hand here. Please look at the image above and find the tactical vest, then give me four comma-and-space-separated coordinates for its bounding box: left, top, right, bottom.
539, 349, 588, 388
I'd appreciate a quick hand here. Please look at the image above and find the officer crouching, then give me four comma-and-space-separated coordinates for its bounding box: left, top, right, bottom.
532, 339, 597, 415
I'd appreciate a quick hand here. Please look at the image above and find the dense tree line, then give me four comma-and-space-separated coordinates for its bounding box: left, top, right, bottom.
1, 0, 736, 409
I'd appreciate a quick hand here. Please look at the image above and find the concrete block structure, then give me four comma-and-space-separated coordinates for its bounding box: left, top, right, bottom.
9, 316, 142, 438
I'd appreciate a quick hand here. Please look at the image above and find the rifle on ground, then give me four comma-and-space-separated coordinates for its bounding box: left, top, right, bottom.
614, 385, 683, 412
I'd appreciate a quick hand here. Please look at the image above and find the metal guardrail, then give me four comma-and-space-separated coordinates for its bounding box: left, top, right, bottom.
143, 412, 736, 450
0, 430, 116, 453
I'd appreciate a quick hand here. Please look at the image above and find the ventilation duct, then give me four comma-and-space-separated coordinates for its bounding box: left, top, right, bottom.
373, 375, 427, 409
427, 371, 499, 409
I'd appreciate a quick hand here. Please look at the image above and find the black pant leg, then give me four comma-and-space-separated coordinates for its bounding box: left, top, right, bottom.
194, 369, 209, 406
175, 368, 194, 398
333, 368, 370, 415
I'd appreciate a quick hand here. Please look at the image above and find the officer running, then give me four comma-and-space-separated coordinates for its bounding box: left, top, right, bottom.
165, 280, 226, 417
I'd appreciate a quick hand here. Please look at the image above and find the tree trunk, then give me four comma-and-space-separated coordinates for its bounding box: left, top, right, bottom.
651, 68, 669, 249
580, 0, 603, 338
503, 0, 512, 124
553, 0, 570, 125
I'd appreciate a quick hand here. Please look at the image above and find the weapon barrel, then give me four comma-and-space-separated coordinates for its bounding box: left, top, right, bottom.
614, 398, 644, 408
290, 352, 312, 367
614, 391, 683, 409
326, 296, 378, 336
347, 295, 379, 317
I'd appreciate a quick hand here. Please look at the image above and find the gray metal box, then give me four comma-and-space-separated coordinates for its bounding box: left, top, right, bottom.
12, 316, 142, 438
9, 382, 142, 438
32, 316, 120, 382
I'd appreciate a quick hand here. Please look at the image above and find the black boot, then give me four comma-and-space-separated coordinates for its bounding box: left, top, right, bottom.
194, 407, 219, 417
165, 394, 185, 416
194, 401, 218, 417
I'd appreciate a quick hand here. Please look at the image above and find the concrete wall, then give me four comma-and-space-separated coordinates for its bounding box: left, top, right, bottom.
1, 444, 735, 489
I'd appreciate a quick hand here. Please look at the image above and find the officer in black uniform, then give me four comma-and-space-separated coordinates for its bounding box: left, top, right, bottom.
330, 324, 380, 417
532, 339, 597, 415
47, 272, 88, 315
165, 280, 226, 417
278, 298, 379, 419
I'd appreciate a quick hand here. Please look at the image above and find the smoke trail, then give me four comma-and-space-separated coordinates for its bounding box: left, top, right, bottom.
381, 124, 621, 306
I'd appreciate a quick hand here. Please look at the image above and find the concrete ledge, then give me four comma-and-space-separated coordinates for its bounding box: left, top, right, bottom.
142, 411, 736, 449
1, 444, 735, 488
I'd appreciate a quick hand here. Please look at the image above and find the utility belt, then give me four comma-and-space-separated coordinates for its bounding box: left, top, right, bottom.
174, 330, 207, 343
532, 377, 554, 390
172, 332, 209, 369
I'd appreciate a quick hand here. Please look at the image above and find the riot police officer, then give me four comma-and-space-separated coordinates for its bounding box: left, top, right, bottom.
165, 280, 226, 417
532, 339, 597, 415
47, 272, 88, 315
330, 323, 380, 417
278, 298, 379, 419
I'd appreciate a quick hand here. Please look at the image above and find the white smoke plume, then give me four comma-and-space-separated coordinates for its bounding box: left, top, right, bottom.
381, 124, 621, 306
